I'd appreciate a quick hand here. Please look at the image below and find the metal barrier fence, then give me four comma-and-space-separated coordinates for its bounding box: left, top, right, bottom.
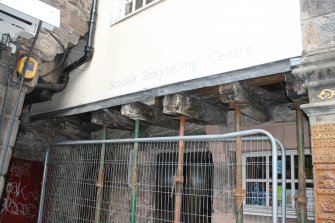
38, 129, 286, 223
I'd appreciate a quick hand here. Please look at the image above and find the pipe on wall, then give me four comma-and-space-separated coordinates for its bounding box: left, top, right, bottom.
25, 0, 98, 104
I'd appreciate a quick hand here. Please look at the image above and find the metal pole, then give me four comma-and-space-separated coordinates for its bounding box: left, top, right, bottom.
94, 125, 107, 223
37, 145, 51, 223
276, 140, 287, 223
0, 21, 43, 175
235, 105, 243, 223
296, 107, 307, 223
174, 116, 186, 223
130, 119, 140, 223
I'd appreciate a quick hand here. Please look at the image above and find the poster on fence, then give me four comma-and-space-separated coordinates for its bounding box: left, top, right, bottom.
0, 158, 44, 223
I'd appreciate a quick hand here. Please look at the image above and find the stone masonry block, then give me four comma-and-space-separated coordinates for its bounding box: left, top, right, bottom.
0, 117, 20, 148
300, 0, 335, 21
301, 12, 335, 52
0, 147, 12, 175
0, 53, 16, 87
0, 66, 10, 87
0, 176, 4, 197
0, 86, 25, 117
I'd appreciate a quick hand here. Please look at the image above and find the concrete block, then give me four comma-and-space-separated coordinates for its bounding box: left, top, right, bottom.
300, 0, 335, 21
301, 12, 335, 52
0, 147, 12, 175
0, 117, 20, 148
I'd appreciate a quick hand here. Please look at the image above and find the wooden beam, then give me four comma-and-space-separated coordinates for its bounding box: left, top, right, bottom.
246, 73, 285, 87
91, 109, 135, 131
121, 101, 179, 130
220, 82, 273, 122
163, 93, 227, 124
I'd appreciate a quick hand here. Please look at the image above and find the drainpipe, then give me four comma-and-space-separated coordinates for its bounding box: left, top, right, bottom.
235, 105, 243, 223
174, 116, 186, 223
94, 125, 107, 223
296, 107, 307, 223
0, 21, 43, 176
130, 119, 140, 223
25, 0, 98, 103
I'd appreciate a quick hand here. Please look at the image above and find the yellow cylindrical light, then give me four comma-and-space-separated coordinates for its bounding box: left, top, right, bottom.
16, 56, 38, 79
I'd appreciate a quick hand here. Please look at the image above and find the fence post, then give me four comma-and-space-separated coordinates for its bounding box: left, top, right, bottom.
95, 125, 107, 223
174, 116, 186, 223
296, 107, 307, 223
235, 105, 244, 223
130, 120, 140, 223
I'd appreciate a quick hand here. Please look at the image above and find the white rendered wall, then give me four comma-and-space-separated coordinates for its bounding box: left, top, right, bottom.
31, 0, 302, 115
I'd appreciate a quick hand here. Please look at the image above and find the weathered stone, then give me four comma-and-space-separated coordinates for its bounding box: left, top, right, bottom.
301, 0, 335, 21
0, 147, 12, 175
17, 0, 91, 62
0, 56, 15, 86
91, 109, 135, 130
13, 116, 93, 162
0, 176, 5, 197
34, 31, 65, 61
301, 12, 335, 52
121, 102, 180, 130
220, 82, 275, 122
0, 117, 20, 148
285, 72, 309, 103
163, 93, 227, 124
0, 87, 25, 117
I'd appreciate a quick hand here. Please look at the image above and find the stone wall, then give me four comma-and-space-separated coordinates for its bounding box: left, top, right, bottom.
19, 0, 91, 62
0, 55, 25, 196
293, 1, 335, 222
13, 115, 93, 162
0, 0, 93, 198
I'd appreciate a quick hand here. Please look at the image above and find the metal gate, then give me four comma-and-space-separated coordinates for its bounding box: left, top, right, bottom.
38, 129, 286, 223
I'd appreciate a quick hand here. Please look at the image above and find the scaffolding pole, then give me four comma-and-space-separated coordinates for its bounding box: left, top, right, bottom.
130, 120, 140, 223
296, 107, 307, 223
235, 105, 243, 223
174, 116, 186, 223
94, 125, 107, 223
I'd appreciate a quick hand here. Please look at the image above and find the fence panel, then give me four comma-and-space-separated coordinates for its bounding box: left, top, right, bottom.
38, 129, 285, 223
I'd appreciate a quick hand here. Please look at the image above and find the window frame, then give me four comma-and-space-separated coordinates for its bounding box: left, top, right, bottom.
242, 149, 314, 220
111, 0, 164, 26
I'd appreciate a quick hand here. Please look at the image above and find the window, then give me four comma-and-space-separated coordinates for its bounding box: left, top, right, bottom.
111, 0, 161, 24
242, 150, 314, 220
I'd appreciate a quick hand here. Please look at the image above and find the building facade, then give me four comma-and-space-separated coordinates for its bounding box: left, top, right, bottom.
0, 0, 334, 222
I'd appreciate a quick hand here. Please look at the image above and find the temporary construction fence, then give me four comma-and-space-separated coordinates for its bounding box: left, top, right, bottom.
38, 129, 286, 223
